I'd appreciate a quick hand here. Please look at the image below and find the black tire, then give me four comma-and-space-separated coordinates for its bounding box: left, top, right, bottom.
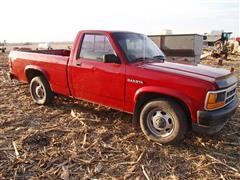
140, 99, 187, 144
30, 76, 54, 105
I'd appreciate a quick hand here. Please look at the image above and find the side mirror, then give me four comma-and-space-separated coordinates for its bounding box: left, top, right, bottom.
103, 54, 120, 64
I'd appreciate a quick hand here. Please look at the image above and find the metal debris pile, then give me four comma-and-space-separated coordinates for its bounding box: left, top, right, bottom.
0, 52, 239, 179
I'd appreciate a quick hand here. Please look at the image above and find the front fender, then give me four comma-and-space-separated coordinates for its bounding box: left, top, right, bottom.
134, 86, 197, 121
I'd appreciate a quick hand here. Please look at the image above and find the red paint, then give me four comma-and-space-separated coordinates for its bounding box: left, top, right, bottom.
9, 30, 233, 123
236, 37, 240, 44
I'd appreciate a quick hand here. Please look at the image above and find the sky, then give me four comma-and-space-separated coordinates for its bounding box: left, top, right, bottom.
1, 0, 239, 43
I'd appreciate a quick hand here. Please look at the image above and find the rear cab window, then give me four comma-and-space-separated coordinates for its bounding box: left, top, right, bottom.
79, 34, 115, 61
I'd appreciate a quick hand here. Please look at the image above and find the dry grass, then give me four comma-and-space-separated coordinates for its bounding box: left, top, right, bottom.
0, 52, 239, 179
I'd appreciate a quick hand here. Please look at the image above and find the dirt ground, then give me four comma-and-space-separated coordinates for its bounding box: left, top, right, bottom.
0, 52, 239, 179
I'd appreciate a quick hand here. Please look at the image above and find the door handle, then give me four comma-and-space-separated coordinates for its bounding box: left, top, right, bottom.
76, 62, 82, 66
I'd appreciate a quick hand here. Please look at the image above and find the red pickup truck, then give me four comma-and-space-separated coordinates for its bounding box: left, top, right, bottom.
8, 30, 238, 144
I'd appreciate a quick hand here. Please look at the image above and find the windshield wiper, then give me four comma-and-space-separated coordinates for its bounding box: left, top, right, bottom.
132, 55, 165, 63
153, 55, 165, 60
132, 57, 153, 62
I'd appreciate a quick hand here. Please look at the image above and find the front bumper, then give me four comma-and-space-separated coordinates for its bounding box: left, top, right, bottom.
192, 97, 239, 134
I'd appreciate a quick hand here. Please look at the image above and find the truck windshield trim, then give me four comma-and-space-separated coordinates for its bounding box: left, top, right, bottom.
112, 32, 165, 63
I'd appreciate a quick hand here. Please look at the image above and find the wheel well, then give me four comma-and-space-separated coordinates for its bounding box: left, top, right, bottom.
25, 69, 45, 83
133, 92, 192, 127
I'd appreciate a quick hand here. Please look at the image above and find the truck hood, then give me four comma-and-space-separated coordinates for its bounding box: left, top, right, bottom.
139, 61, 232, 82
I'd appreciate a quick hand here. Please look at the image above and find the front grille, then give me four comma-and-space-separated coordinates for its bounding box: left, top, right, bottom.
225, 84, 237, 105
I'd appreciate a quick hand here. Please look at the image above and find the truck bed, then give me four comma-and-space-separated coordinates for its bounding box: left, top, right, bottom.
16, 49, 71, 56
9, 49, 70, 96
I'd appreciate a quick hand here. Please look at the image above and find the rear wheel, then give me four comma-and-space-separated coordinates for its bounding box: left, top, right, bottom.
140, 99, 187, 144
30, 76, 54, 105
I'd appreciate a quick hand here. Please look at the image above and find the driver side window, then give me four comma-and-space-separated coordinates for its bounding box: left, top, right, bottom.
79, 34, 115, 61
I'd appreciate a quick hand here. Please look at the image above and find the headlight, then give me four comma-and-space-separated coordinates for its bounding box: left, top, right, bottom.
205, 84, 237, 110
205, 91, 226, 110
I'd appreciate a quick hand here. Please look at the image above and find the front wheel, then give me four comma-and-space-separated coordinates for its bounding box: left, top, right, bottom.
30, 76, 54, 105
140, 99, 187, 144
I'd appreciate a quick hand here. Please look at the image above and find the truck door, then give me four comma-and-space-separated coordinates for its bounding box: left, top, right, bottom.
69, 34, 125, 110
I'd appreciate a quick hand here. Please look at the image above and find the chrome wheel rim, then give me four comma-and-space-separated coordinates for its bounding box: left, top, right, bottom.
32, 82, 45, 100
146, 108, 174, 137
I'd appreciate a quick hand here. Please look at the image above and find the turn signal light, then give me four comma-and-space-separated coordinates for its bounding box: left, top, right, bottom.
205, 92, 226, 110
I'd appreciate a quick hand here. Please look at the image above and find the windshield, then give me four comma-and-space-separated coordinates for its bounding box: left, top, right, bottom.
113, 32, 165, 62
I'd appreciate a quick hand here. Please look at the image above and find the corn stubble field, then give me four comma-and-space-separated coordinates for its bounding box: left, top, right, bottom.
0, 52, 240, 179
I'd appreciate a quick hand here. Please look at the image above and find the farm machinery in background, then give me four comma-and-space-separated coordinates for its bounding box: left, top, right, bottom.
203, 31, 239, 59
149, 30, 239, 66
149, 34, 203, 64
0, 40, 6, 53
